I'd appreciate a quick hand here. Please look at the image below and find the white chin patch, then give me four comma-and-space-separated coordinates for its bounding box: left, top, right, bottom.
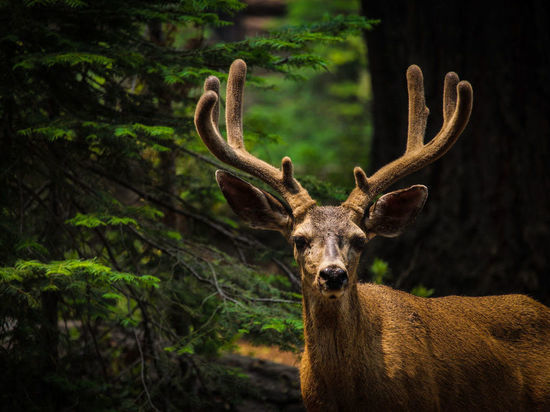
321, 289, 345, 299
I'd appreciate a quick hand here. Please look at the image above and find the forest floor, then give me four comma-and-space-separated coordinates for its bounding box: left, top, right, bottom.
233, 341, 300, 367
221, 342, 304, 411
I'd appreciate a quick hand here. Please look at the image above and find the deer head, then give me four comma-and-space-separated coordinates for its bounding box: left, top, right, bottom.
195, 59, 472, 300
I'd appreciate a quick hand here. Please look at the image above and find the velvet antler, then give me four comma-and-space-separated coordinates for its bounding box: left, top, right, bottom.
342, 65, 473, 216
194, 60, 316, 218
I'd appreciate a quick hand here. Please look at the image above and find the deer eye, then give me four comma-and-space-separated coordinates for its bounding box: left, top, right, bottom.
293, 236, 309, 251
350, 235, 367, 251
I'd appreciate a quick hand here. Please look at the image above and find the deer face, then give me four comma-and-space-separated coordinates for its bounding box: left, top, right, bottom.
291, 206, 366, 299
216, 171, 428, 300
196, 59, 471, 301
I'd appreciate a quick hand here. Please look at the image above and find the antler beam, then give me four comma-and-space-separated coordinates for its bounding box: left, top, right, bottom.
342, 65, 473, 216
194, 60, 316, 218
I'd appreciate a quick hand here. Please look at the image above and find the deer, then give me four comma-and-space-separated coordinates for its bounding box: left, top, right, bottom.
194, 59, 550, 411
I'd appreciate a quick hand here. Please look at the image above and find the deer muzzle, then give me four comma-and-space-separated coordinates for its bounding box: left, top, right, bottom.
319, 266, 348, 298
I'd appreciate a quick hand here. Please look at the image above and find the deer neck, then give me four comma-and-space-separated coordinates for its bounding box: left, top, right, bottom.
302, 283, 366, 355
301, 281, 384, 405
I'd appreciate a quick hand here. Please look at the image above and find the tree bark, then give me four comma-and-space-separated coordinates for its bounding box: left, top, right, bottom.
360, 1, 550, 304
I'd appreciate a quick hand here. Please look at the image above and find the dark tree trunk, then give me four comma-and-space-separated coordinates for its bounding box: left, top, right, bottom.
360, 1, 550, 304
38, 291, 60, 409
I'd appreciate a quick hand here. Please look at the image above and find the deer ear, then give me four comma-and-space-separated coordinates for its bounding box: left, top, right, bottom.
363, 185, 428, 238
215, 170, 292, 233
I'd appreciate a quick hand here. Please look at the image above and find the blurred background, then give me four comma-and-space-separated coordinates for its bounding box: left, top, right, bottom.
1, 0, 548, 410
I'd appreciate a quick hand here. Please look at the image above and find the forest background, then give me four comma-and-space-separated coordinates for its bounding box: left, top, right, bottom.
1, 0, 548, 410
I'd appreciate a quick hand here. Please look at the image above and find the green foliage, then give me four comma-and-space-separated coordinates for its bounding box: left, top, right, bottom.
66, 213, 138, 228
0, 0, 372, 409
410, 284, 435, 298
370, 257, 390, 285
369, 258, 436, 298
245, 0, 375, 191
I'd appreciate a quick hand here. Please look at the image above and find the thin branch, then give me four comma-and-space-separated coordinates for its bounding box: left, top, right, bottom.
94, 227, 122, 271
232, 239, 247, 264
85, 163, 302, 291
272, 256, 301, 291
249, 297, 299, 304
22, 180, 50, 212
130, 224, 301, 305
127, 225, 212, 286
133, 328, 160, 412
394, 244, 421, 289
178, 146, 230, 171
207, 262, 244, 307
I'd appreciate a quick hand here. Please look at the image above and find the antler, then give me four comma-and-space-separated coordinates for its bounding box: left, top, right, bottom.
342, 65, 473, 216
194, 59, 316, 218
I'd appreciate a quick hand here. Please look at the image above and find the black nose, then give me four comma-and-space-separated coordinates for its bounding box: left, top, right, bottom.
319, 266, 348, 290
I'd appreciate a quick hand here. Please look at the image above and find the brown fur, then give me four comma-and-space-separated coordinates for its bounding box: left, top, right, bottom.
195, 60, 550, 410
294, 206, 550, 411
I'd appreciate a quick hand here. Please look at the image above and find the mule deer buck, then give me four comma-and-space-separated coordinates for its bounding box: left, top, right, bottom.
195, 59, 550, 410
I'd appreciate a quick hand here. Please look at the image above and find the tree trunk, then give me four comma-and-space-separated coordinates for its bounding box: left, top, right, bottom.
360, 1, 550, 304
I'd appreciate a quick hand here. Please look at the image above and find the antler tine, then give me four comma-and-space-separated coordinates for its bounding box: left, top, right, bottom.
406, 65, 429, 153
226, 59, 246, 149
342, 65, 473, 217
194, 60, 316, 217
203, 75, 220, 129
443, 71, 459, 124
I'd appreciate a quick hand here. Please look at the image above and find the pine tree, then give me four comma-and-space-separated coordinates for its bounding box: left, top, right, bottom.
0, 1, 373, 409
